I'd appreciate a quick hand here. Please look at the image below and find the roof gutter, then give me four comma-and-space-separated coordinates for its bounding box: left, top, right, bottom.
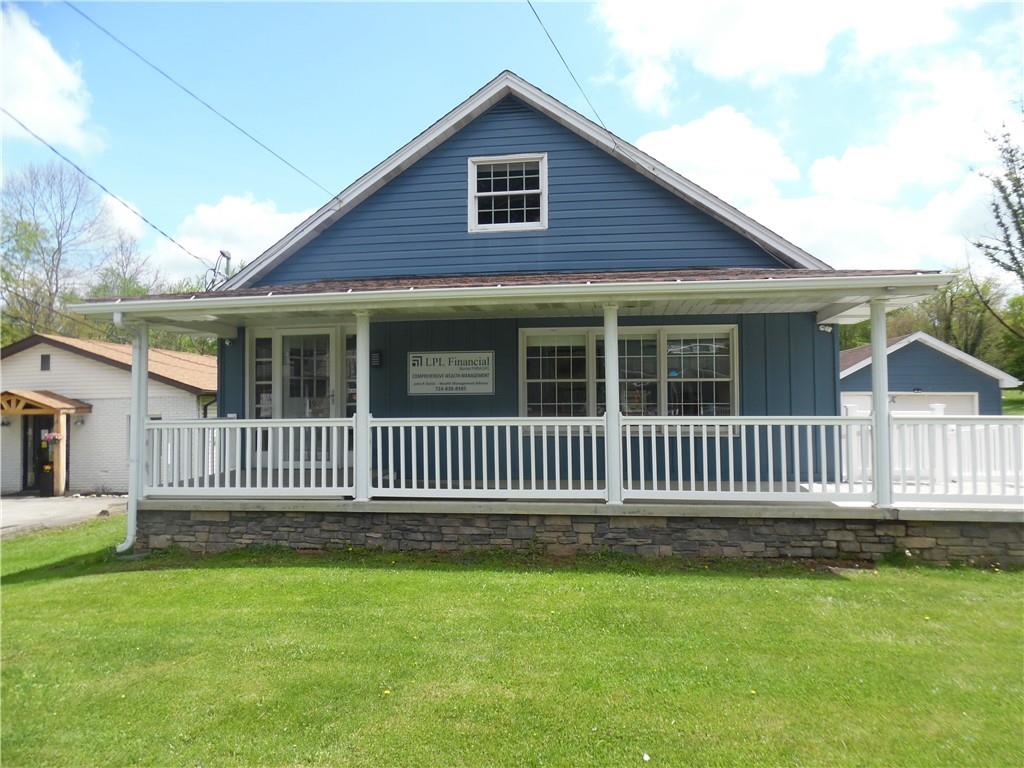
71, 272, 952, 318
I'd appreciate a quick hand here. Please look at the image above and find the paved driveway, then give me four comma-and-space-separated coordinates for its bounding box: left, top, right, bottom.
0, 496, 125, 538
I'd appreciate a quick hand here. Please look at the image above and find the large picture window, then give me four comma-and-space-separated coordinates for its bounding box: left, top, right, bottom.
519, 326, 738, 417
468, 154, 547, 233
523, 333, 588, 417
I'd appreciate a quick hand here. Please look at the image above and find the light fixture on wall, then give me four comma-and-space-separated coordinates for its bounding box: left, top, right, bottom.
74, 416, 87, 426
0, 418, 10, 428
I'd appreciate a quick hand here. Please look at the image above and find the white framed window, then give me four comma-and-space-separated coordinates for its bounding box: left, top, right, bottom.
518, 325, 739, 417
468, 153, 547, 233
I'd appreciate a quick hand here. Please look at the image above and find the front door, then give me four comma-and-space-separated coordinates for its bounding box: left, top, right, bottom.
21, 414, 53, 492
282, 333, 334, 419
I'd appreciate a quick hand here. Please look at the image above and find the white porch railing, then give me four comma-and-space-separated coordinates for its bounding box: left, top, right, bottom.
145, 418, 355, 497
142, 414, 1022, 506
620, 416, 875, 501
891, 416, 1024, 503
369, 417, 606, 498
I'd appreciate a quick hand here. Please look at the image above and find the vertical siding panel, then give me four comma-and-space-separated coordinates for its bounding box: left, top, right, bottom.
764, 315, 791, 415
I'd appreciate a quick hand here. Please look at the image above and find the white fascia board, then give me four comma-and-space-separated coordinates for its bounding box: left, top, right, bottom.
225, 71, 829, 289
839, 330, 1023, 388
73, 273, 950, 320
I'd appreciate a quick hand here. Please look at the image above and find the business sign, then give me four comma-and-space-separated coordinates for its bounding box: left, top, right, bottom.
408, 351, 494, 395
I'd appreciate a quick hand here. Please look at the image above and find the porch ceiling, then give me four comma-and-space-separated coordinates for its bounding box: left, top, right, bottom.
71, 269, 951, 335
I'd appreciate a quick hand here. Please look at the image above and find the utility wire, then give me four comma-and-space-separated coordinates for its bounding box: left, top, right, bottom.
2, 286, 121, 339
525, 0, 607, 130
0, 107, 213, 271
64, 1, 333, 196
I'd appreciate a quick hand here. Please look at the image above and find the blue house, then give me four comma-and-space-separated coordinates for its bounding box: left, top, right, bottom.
77, 71, 1023, 561
840, 331, 1021, 416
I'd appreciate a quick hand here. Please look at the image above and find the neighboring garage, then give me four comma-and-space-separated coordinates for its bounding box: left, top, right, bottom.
840, 331, 1021, 415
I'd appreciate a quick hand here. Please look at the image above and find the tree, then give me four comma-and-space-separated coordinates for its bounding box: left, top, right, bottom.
1, 162, 109, 336
973, 129, 1024, 286
839, 269, 1007, 363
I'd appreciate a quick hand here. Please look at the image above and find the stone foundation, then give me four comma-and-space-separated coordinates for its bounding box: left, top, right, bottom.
136, 508, 1024, 566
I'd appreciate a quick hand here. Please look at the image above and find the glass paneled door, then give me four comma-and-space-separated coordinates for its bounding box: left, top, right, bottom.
281, 333, 336, 473
282, 334, 333, 419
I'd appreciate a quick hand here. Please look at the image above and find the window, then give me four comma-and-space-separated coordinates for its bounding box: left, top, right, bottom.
519, 326, 738, 417
344, 334, 357, 418
253, 337, 273, 418
469, 154, 547, 232
523, 333, 587, 417
666, 334, 733, 415
597, 335, 659, 416
40, 354, 50, 371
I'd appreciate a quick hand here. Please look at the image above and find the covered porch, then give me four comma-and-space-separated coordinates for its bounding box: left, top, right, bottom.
74, 269, 1023, 550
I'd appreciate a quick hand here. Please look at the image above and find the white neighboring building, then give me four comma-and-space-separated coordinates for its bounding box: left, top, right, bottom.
1, 334, 216, 495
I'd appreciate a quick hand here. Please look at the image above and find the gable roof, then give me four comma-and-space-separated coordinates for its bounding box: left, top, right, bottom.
0, 333, 218, 394
226, 71, 830, 289
839, 331, 1022, 388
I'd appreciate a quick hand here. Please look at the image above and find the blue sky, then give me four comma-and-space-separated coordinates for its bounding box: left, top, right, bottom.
2, 1, 1021, 280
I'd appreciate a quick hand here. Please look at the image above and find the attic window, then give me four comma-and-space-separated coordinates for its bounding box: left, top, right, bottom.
40, 354, 50, 371
468, 154, 547, 233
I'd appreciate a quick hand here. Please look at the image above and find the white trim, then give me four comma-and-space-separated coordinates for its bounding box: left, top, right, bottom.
73, 273, 952, 319
840, 331, 1022, 388
516, 323, 740, 418
467, 153, 547, 233
222, 71, 830, 289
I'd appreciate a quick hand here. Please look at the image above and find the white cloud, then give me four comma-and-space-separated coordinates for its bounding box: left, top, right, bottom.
152, 195, 312, 280
636, 106, 800, 209
809, 53, 1019, 204
595, 0, 973, 111
102, 196, 147, 240
634, 49, 1013, 274
0, 5, 100, 152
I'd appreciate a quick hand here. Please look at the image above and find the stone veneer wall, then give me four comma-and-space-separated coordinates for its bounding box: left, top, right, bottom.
137, 509, 1023, 566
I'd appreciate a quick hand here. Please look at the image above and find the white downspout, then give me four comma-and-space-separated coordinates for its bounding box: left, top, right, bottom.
119, 320, 148, 553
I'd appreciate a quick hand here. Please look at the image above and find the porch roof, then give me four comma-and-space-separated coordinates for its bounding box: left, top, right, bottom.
71, 267, 951, 334
1, 389, 93, 415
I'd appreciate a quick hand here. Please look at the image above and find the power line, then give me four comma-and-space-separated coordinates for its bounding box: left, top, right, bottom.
525, 0, 607, 130
2, 286, 120, 339
64, 1, 333, 196
0, 107, 213, 271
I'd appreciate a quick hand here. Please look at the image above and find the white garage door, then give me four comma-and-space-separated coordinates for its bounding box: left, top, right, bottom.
841, 391, 979, 416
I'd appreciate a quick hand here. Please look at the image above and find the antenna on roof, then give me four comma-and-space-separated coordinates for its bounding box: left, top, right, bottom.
205, 251, 233, 291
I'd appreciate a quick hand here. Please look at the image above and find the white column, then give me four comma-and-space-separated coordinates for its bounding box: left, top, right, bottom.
603, 304, 622, 504
870, 298, 892, 507
119, 322, 148, 553
354, 312, 371, 501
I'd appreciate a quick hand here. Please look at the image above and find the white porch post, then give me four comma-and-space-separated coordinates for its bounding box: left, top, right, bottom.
603, 304, 622, 504
354, 311, 371, 501
870, 298, 893, 507
120, 322, 147, 553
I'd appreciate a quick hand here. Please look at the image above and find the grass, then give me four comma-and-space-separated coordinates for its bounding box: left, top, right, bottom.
2, 519, 1023, 767
1003, 389, 1024, 415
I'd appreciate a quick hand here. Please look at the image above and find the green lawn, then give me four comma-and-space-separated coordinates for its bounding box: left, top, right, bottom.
1003, 389, 1024, 415
3, 519, 1023, 767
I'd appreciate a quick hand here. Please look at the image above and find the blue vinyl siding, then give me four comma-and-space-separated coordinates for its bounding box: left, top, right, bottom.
841, 340, 1004, 414
257, 97, 786, 285
220, 315, 838, 484
216, 330, 245, 418
368, 313, 838, 418
218, 314, 838, 418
